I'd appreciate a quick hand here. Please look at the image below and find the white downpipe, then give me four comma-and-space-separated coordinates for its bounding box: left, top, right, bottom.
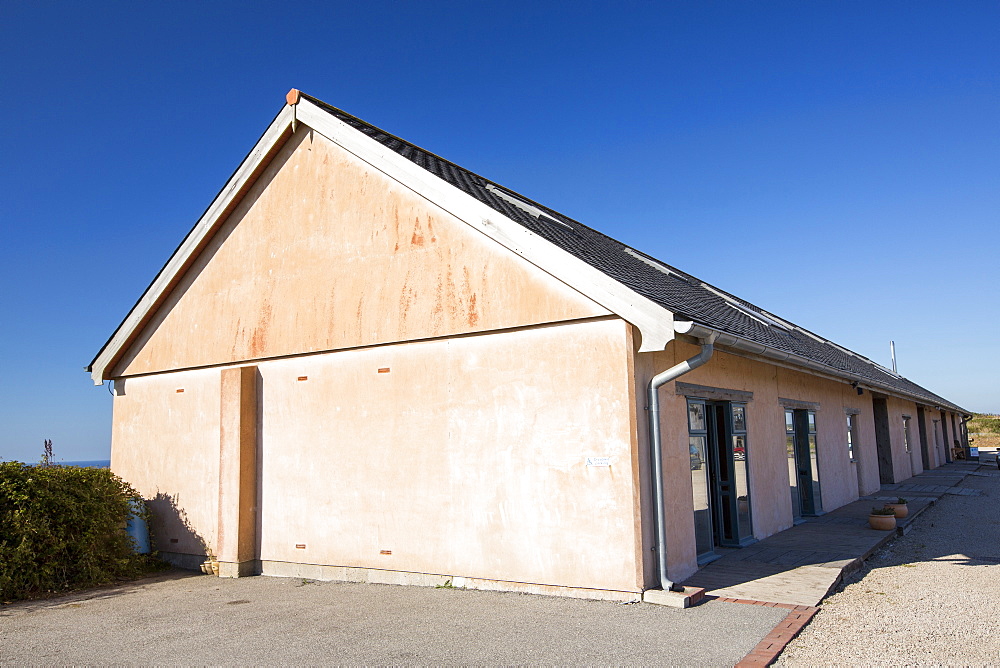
648, 325, 716, 591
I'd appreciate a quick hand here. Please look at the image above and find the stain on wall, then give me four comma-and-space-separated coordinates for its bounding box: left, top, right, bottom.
112, 128, 609, 377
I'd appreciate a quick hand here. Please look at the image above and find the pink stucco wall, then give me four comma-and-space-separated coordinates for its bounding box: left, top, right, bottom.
112, 318, 646, 593
256, 318, 642, 592
111, 368, 221, 557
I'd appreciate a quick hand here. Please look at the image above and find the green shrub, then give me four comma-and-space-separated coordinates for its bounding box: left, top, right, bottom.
0, 462, 152, 602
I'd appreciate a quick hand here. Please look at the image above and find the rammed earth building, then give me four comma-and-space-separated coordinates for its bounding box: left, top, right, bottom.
89, 90, 970, 601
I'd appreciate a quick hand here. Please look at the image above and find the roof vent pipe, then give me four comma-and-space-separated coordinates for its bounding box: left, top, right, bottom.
647, 327, 717, 592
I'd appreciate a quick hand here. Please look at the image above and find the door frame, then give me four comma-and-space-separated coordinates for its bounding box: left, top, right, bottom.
872, 396, 895, 484
916, 406, 931, 470
688, 398, 754, 562
785, 407, 823, 518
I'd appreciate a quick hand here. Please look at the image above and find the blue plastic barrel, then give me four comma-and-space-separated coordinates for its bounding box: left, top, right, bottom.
125, 497, 151, 554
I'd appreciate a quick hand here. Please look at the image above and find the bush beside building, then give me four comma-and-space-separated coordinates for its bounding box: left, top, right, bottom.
0, 462, 151, 602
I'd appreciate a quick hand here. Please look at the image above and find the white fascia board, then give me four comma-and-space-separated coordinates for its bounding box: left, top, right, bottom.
294, 99, 675, 353
89, 106, 296, 385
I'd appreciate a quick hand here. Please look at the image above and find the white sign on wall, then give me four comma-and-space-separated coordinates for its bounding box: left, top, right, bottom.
585, 456, 612, 467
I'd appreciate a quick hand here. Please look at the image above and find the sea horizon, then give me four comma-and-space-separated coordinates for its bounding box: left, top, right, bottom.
63, 459, 112, 468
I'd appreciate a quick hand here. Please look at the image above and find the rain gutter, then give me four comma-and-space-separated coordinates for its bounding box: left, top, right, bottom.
674, 322, 962, 412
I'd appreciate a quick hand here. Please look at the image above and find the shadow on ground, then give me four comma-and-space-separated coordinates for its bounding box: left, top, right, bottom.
681, 462, 988, 605
0, 569, 203, 616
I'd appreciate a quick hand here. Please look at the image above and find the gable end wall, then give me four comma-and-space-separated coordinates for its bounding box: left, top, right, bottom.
112, 127, 609, 378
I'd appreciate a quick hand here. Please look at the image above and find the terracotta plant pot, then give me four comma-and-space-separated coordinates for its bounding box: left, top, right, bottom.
868, 514, 897, 531
885, 503, 908, 518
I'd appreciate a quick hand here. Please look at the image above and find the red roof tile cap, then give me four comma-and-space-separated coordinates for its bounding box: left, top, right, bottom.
286, 88, 301, 105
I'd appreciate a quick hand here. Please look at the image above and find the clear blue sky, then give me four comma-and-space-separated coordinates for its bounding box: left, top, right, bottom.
2, 1, 997, 463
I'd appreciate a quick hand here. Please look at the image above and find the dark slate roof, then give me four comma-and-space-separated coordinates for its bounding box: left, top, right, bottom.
304, 95, 965, 412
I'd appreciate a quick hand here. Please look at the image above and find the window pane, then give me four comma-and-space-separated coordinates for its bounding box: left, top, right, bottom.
807, 411, 817, 432
733, 434, 747, 461
787, 433, 800, 521
846, 415, 855, 461
689, 436, 706, 471
732, 405, 746, 432
733, 449, 752, 541
688, 402, 706, 432
809, 434, 822, 512
785, 410, 794, 433
689, 436, 712, 557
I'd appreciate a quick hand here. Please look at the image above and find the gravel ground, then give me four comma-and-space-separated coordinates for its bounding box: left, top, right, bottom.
777, 470, 1000, 667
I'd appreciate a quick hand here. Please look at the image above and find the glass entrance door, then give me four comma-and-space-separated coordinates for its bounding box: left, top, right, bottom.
689, 399, 754, 561
786, 408, 822, 519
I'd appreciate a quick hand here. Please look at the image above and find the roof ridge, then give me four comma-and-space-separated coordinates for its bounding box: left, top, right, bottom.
299, 95, 651, 250
301, 93, 497, 187
299, 93, 961, 410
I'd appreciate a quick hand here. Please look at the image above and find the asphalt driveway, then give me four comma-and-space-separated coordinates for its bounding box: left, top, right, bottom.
1, 571, 786, 665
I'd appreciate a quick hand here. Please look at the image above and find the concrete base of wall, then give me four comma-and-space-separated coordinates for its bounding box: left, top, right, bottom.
159, 554, 647, 603
218, 560, 260, 578
258, 560, 641, 603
